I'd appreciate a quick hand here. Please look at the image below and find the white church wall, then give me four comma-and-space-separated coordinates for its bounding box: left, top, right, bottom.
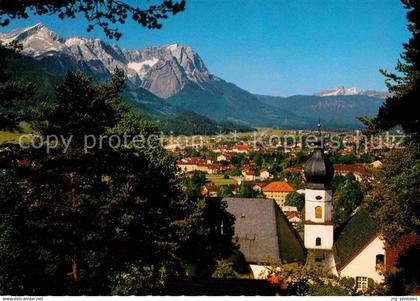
339, 236, 385, 283
304, 224, 334, 249
305, 189, 332, 201
305, 189, 333, 222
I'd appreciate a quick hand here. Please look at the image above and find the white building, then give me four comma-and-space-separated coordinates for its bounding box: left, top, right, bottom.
259, 169, 271, 181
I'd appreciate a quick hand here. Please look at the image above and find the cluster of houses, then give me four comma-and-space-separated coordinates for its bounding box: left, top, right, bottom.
213, 144, 260, 154
284, 161, 383, 182
177, 145, 385, 232
177, 157, 225, 174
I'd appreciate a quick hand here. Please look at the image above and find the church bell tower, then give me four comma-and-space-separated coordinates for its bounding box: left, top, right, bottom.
303, 125, 335, 253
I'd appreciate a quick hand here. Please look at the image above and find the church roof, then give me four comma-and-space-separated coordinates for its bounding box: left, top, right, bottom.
223, 197, 306, 264
333, 208, 380, 271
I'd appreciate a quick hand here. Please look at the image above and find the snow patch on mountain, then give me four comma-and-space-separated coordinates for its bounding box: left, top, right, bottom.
315, 86, 389, 99
128, 58, 159, 78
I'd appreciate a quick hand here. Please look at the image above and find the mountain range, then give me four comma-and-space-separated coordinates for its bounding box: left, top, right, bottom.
0, 23, 388, 130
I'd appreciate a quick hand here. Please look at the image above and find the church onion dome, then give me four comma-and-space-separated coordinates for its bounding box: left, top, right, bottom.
304, 136, 334, 190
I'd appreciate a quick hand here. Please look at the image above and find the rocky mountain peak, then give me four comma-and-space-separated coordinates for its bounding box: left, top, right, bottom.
0, 22, 64, 56
0, 24, 211, 98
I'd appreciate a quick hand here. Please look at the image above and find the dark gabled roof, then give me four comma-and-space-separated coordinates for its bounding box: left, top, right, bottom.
223, 197, 305, 264
333, 208, 380, 271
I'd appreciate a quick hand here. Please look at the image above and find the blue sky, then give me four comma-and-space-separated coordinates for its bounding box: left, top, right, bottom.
2, 0, 410, 96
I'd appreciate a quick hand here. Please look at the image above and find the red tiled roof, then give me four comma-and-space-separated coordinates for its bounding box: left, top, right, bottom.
205, 185, 219, 191
263, 181, 295, 192
333, 164, 367, 176
284, 164, 367, 177
283, 166, 304, 172
232, 144, 251, 151
206, 164, 223, 169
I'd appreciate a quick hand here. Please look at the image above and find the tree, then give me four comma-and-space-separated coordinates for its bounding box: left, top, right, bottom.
176, 197, 236, 277
183, 170, 207, 199
284, 171, 304, 190
0, 0, 186, 40
331, 175, 346, 194
238, 182, 255, 198
363, 144, 420, 245
285, 192, 305, 212
218, 185, 234, 198
333, 174, 364, 227
0, 71, 235, 294
361, 0, 420, 140
0, 42, 34, 131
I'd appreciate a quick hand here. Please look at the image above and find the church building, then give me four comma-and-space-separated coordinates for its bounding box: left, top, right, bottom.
303, 130, 386, 289
223, 128, 414, 289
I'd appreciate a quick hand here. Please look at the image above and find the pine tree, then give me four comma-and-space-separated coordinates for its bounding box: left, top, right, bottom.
363, 144, 420, 245
0, 42, 34, 131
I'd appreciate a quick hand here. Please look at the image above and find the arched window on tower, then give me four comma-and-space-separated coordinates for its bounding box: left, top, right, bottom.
315, 206, 322, 219
316, 237, 321, 246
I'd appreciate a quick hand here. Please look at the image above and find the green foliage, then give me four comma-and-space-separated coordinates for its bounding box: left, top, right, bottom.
307, 277, 356, 296
333, 173, 364, 226
217, 186, 234, 198
331, 174, 347, 193
238, 182, 256, 198
288, 151, 309, 166
330, 153, 359, 164
176, 198, 237, 277
183, 171, 207, 199
285, 192, 305, 212
160, 111, 253, 135
284, 171, 304, 190
211, 261, 237, 279
230, 153, 248, 167
364, 143, 420, 245
229, 169, 242, 177
263, 262, 385, 296
0, 71, 236, 294
109, 264, 167, 295
0, 42, 35, 131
